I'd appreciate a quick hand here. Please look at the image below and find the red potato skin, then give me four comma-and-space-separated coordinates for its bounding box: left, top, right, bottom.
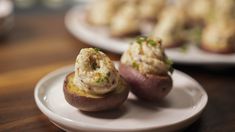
119, 64, 173, 101
200, 43, 234, 54
64, 72, 129, 112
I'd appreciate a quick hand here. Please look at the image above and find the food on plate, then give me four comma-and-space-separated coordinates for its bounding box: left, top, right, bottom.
86, 0, 122, 26
85, 0, 167, 37
139, 0, 165, 21
119, 36, 173, 101
187, 0, 214, 25
110, 1, 140, 37
201, 20, 235, 54
82, 0, 235, 57
152, 7, 188, 48
214, 0, 235, 21
64, 48, 129, 112
200, 0, 235, 54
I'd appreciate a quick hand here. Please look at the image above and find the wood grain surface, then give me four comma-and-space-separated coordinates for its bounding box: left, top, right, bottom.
0, 6, 235, 132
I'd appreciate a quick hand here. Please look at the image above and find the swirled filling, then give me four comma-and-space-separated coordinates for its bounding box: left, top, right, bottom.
73, 48, 120, 95
121, 36, 173, 75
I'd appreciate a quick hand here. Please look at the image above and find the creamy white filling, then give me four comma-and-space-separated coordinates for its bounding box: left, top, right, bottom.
73, 48, 119, 95
121, 37, 170, 75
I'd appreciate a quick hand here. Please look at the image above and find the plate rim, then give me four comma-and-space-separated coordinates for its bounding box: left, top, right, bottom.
34, 64, 208, 131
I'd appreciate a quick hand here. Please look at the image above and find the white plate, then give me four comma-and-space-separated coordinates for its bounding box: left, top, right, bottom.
65, 6, 235, 65
34, 63, 208, 132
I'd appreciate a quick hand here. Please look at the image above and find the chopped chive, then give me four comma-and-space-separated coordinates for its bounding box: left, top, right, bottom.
96, 78, 101, 83
132, 61, 139, 69
96, 75, 109, 83
94, 48, 100, 52
166, 58, 173, 66
147, 39, 156, 46
104, 76, 109, 82
136, 36, 147, 44
193, 27, 202, 46
166, 58, 174, 73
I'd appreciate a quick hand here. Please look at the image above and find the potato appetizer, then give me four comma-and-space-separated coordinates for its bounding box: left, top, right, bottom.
110, 1, 140, 37
64, 48, 129, 112
188, 0, 214, 25
86, 0, 122, 26
139, 0, 165, 21
201, 20, 235, 54
120, 36, 173, 101
152, 7, 188, 48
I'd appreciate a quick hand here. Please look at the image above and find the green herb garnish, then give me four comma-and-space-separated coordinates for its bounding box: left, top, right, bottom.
192, 26, 202, 45
96, 75, 109, 83
166, 58, 174, 74
94, 48, 100, 52
132, 61, 139, 69
136, 36, 147, 44
96, 78, 102, 83
166, 58, 173, 66
147, 39, 156, 46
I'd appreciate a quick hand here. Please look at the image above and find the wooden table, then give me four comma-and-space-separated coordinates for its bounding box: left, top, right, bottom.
1, 5, 235, 132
